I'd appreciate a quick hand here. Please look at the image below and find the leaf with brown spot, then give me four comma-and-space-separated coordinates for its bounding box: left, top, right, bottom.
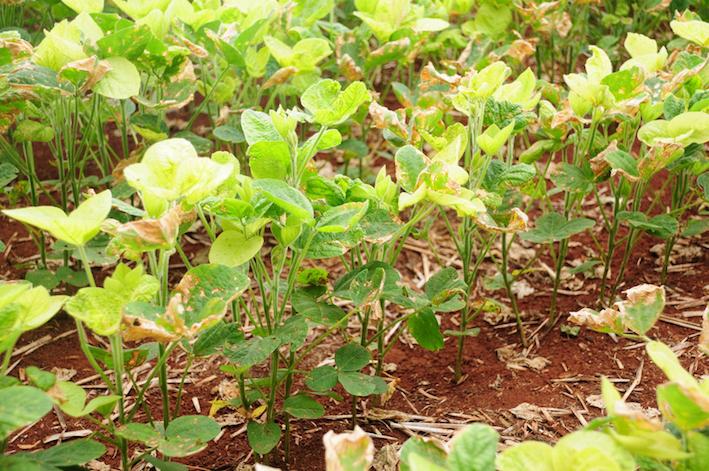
122, 264, 249, 342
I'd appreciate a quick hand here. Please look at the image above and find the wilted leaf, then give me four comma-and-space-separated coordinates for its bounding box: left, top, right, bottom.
324, 426, 374, 471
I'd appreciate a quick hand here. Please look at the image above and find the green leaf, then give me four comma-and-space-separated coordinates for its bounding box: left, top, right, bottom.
520, 213, 594, 244
3, 190, 112, 246
298, 130, 343, 171
670, 19, 709, 47
335, 343, 371, 372
61, 0, 103, 14
520, 140, 556, 164
120, 416, 220, 458
685, 431, 709, 470
292, 290, 345, 324
604, 150, 639, 180
264, 36, 331, 71
193, 321, 242, 357
225, 336, 280, 369
166, 415, 221, 446
143, 455, 188, 471
645, 214, 678, 240
13, 120, 55, 143
241, 110, 282, 145
490, 162, 536, 189
400, 436, 448, 471
24, 270, 59, 291
553, 431, 635, 471
645, 341, 697, 389
551, 163, 594, 194
26, 367, 56, 391
618, 212, 677, 239
323, 427, 374, 470
0, 283, 67, 351
413, 17, 449, 33
248, 141, 291, 180
498, 441, 554, 471
117, 422, 161, 445
284, 394, 324, 419
683, 218, 709, 237
213, 125, 245, 144
0, 386, 52, 440
209, 231, 263, 267
478, 122, 514, 156
123, 264, 249, 342
247, 421, 281, 455
96, 24, 151, 61
425, 268, 466, 312
32, 438, 106, 466
94, 57, 140, 99
65, 264, 158, 336
337, 371, 387, 397
408, 308, 444, 351
395, 146, 427, 192
306, 365, 338, 392
317, 202, 369, 233
494, 68, 540, 111
474, 1, 511, 39
663, 94, 685, 120
0, 163, 18, 187
458, 61, 510, 102
124, 139, 232, 216
54, 381, 118, 417
65, 288, 123, 336
32, 18, 90, 71
302, 79, 371, 126
601, 68, 643, 102
273, 315, 308, 348
175, 131, 213, 154
638, 112, 709, 147
617, 285, 665, 336
447, 423, 498, 471
253, 179, 314, 222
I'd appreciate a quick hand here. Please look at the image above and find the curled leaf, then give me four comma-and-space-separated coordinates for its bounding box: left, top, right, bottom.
323, 426, 374, 471
122, 264, 249, 342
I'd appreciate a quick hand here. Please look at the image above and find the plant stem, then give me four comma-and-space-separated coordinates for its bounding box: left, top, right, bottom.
110, 335, 129, 470
549, 241, 563, 324
610, 181, 647, 299
283, 351, 296, 463
0, 338, 17, 375
73, 246, 118, 389
173, 354, 194, 418
126, 342, 178, 423
501, 233, 527, 346
77, 245, 95, 288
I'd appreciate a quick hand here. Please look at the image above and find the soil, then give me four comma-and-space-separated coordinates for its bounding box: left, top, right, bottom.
1, 107, 707, 471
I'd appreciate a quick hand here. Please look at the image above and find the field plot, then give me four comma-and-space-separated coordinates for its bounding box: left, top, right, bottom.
0, 1, 708, 470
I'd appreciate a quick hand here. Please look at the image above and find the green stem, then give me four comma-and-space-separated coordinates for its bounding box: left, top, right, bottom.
172, 354, 194, 418
0, 338, 17, 375
110, 335, 129, 471
126, 342, 178, 423
73, 246, 117, 389
77, 245, 96, 288
283, 351, 296, 463
502, 233, 527, 346
197, 205, 216, 242
549, 240, 564, 324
